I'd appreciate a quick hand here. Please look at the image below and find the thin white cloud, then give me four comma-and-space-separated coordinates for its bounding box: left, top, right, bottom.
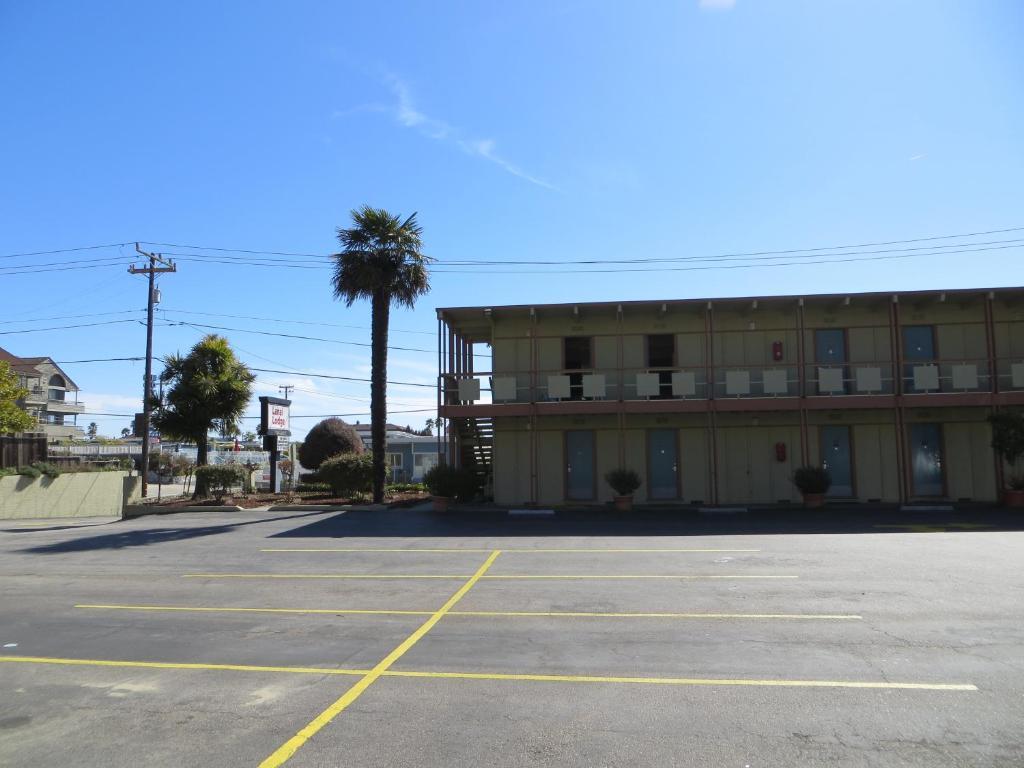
699, 0, 736, 9
909, 153, 926, 161
383, 75, 557, 190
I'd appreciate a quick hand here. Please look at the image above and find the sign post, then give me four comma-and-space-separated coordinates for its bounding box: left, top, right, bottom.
258, 396, 291, 493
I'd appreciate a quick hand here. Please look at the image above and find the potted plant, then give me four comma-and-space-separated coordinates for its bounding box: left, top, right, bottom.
423, 464, 478, 511
989, 411, 1024, 507
605, 468, 642, 511
792, 465, 831, 508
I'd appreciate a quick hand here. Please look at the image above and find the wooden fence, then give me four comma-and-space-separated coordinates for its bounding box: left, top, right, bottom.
0, 435, 47, 468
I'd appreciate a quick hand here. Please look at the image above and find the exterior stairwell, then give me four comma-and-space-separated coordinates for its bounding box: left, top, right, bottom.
455, 416, 493, 496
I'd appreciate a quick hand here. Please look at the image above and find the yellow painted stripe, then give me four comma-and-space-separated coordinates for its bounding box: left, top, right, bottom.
451, 611, 857, 619
184, 573, 796, 580
183, 573, 468, 579
258, 550, 503, 768
74, 604, 858, 620
259, 548, 762, 553
382, 669, 977, 691
481, 575, 796, 580
0, 655, 366, 676
75, 604, 434, 616
0, 655, 976, 691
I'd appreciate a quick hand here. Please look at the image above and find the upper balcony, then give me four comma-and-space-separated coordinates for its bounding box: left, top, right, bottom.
441, 355, 1024, 413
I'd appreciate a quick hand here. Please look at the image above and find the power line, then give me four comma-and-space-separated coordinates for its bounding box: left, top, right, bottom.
0, 261, 131, 276
431, 242, 1024, 274
0, 255, 134, 271
0, 242, 132, 260
141, 223, 1024, 261
156, 308, 434, 336
166, 320, 435, 354
248, 366, 435, 388
0, 309, 144, 325
0, 319, 144, 335
55, 357, 145, 364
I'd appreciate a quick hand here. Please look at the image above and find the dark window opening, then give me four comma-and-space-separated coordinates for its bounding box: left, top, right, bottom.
647, 334, 675, 397
564, 337, 591, 400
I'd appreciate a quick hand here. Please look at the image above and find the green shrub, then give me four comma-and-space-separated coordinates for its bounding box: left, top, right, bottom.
295, 481, 332, 494
30, 461, 62, 478
387, 482, 426, 493
423, 464, 479, 501
792, 465, 831, 494
193, 464, 246, 499
604, 468, 642, 496
317, 453, 373, 498
17, 465, 41, 479
0, 467, 16, 477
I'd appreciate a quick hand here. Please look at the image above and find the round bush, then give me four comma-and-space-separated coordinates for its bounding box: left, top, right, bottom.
298, 418, 364, 470
317, 453, 373, 498
193, 464, 247, 498
423, 464, 479, 501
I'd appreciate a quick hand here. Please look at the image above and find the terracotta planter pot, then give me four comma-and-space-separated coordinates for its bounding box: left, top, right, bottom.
1003, 489, 1024, 508
802, 492, 825, 509
613, 495, 634, 512
432, 496, 450, 512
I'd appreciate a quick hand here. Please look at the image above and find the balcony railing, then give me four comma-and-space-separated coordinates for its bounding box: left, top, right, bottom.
442, 356, 1024, 406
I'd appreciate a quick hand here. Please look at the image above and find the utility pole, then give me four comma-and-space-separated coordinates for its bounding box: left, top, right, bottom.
278, 384, 294, 399
130, 244, 176, 498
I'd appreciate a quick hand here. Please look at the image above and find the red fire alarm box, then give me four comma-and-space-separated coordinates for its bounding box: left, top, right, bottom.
772, 341, 784, 361
775, 442, 787, 462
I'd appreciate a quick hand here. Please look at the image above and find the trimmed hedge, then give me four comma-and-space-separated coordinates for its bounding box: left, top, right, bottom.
193, 464, 247, 498
317, 453, 373, 498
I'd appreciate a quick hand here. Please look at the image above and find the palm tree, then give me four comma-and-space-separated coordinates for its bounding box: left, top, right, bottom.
332, 206, 432, 503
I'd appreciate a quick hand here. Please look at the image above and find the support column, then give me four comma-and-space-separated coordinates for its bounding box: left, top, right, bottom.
984, 291, 1004, 493
797, 298, 809, 466
706, 302, 719, 505
891, 295, 908, 503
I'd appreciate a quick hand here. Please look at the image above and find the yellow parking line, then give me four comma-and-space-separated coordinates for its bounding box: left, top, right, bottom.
74, 604, 858, 620
183, 573, 468, 579
0, 655, 975, 692
259, 548, 762, 553
451, 611, 855, 619
0, 655, 366, 676
382, 669, 977, 691
259, 549, 503, 768
183, 573, 796, 580
481, 575, 797, 580
75, 604, 434, 616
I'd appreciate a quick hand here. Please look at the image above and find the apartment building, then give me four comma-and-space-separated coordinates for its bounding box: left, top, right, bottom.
0, 347, 85, 442
436, 287, 1024, 506
353, 423, 441, 483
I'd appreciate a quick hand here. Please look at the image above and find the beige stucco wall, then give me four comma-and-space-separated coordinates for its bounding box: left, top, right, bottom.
0, 471, 133, 519
490, 407, 999, 506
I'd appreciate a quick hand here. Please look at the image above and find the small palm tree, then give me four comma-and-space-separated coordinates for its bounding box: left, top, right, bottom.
153, 335, 255, 497
333, 206, 432, 503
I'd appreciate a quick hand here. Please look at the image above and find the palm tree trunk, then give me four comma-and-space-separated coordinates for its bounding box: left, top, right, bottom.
194, 434, 209, 498
370, 288, 390, 503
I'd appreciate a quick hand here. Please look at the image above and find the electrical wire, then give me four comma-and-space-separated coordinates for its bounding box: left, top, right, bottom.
155, 308, 434, 336
165, 320, 435, 353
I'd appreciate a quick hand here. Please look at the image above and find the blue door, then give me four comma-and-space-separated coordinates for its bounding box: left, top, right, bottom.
566, 431, 595, 500
903, 326, 936, 392
648, 429, 679, 500
821, 426, 853, 497
910, 423, 944, 497
815, 329, 847, 394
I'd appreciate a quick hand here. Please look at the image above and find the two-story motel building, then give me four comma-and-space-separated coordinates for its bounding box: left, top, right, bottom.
436, 287, 1024, 507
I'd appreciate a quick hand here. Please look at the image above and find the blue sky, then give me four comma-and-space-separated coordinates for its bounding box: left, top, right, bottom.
1, 0, 1022, 439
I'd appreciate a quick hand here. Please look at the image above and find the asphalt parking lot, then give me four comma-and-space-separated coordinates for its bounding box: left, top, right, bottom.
1, 508, 1022, 767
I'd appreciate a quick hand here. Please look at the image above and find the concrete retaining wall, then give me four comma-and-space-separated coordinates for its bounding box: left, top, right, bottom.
0, 471, 133, 519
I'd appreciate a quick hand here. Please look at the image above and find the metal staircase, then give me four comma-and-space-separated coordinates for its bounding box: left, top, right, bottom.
455, 416, 493, 493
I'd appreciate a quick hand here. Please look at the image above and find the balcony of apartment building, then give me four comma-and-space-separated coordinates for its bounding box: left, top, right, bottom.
438, 288, 1024, 418
41, 374, 85, 416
